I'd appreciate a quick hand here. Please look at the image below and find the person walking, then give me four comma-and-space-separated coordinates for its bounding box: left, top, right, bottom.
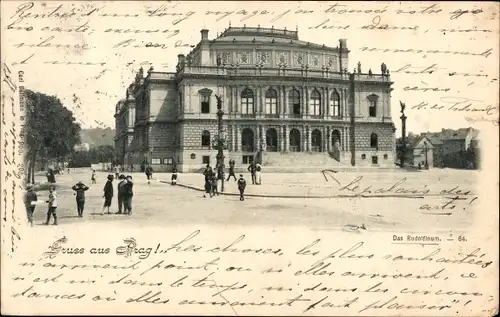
247, 162, 257, 185
237, 174, 247, 201
91, 170, 97, 184
114, 165, 120, 179
171, 166, 178, 185
101, 174, 114, 215
116, 174, 127, 214
255, 163, 262, 185
203, 165, 213, 198
145, 164, 153, 184
44, 186, 58, 225
72, 181, 90, 217
211, 173, 219, 197
123, 175, 134, 215
24, 184, 38, 227
226, 159, 237, 181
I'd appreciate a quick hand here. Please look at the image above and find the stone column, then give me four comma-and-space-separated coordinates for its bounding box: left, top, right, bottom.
260, 86, 265, 114
325, 87, 330, 118
231, 125, 236, 152
305, 87, 309, 117
277, 86, 282, 117
284, 125, 289, 152
235, 86, 239, 113
344, 88, 348, 118
346, 126, 350, 152
326, 127, 331, 152
307, 126, 311, 152
235, 125, 240, 152
301, 126, 306, 152
301, 86, 306, 116
280, 125, 284, 151
322, 126, 327, 152
255, 125, 260, 151
282, 86, 287, 117
321, 87, 326, 117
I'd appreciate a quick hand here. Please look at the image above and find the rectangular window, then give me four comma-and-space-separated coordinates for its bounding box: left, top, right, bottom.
369, 101, 377, 117
371, 156, 378, 165
242, 155, 254, 164
201, 95, 210, 113
151, 158, 161, 165
202, 156, 210, 165
330, 100, 340, 116
164, 158, 173, 165
293, 103, 300, 115
265, 97, 277, 114
311, 100, 320, 115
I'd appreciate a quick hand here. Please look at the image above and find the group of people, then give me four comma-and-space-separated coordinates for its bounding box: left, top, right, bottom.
23, 171, 136, 226
202, 160, 248, 201
23, 184, 58, 226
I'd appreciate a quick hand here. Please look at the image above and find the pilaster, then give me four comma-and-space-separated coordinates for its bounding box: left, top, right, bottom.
284, 125, 289, 152
280, 125, 285, 151
235, 125, 240, 152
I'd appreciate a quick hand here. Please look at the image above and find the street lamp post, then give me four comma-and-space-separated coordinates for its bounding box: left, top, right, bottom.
399, 101, 407, 167
423, 141, 428, 169
214, 94, 226, 192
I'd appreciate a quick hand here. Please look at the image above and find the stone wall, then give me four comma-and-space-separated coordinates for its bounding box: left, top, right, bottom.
353, 122, 395, 167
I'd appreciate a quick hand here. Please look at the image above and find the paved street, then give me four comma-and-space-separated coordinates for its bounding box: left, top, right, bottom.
29, 168, 477, 232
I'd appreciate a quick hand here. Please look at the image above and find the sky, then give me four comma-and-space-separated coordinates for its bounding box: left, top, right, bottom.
2, 1, 499, 134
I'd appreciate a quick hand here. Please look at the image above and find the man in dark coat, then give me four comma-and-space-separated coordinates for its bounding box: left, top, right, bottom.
237, 174, 247, 201
203, 165, 213, 198
145, 164, 153, 184
72, 181, 90, 217
101, 174, 114, 215
123, 175, 134, 215
116, 174, 127, 214
24, 184, 38, 226
247, 162, 257, 185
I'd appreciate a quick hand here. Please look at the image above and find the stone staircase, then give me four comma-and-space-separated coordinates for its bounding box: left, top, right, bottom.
251, 151, 349, 172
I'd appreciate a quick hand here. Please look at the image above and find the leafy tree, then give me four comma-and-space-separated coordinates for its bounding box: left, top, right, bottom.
89, 145, 115, 163
25, 90, 81, 183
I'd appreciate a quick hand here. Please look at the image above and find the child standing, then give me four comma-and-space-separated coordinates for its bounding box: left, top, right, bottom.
101, 174, 114, 215
91, 170, 96, 184
45, 186, 58, 225
123, 175, 134, 215
237, 174, 247, 201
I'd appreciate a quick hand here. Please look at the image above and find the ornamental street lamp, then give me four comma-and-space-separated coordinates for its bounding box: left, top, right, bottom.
213, 94, 228, 192
399, 101, 407, 167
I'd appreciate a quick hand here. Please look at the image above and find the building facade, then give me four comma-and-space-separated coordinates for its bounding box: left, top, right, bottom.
115, 26, 396, 172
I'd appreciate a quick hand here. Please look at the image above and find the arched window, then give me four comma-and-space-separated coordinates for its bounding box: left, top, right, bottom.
330, 90, 341, 117
370, 133, 378, 148
311, 129, 322, 152
241, 128, 255, 152
289, 128, 301, 152
331, 129, 341, 148
265, 89, 278, 114
266, 128, 278, 152
241, 88, 254, 114
288, 89, 301, 115
368, 94, 378, 117
310, 89, 321, 115
201, 130, 211, 146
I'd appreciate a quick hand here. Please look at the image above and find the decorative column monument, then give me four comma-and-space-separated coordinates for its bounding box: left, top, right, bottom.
399, 101, 407, 167
214, 95, 227, 192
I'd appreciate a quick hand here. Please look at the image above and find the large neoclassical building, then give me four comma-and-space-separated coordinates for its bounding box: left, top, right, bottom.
115, 26, 396, 172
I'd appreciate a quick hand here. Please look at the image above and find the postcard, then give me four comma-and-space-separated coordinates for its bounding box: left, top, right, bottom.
1, 1, 498, 315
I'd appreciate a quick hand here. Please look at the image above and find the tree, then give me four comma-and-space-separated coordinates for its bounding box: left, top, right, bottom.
25, 90, 81, 183
89, 145, 115, 164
